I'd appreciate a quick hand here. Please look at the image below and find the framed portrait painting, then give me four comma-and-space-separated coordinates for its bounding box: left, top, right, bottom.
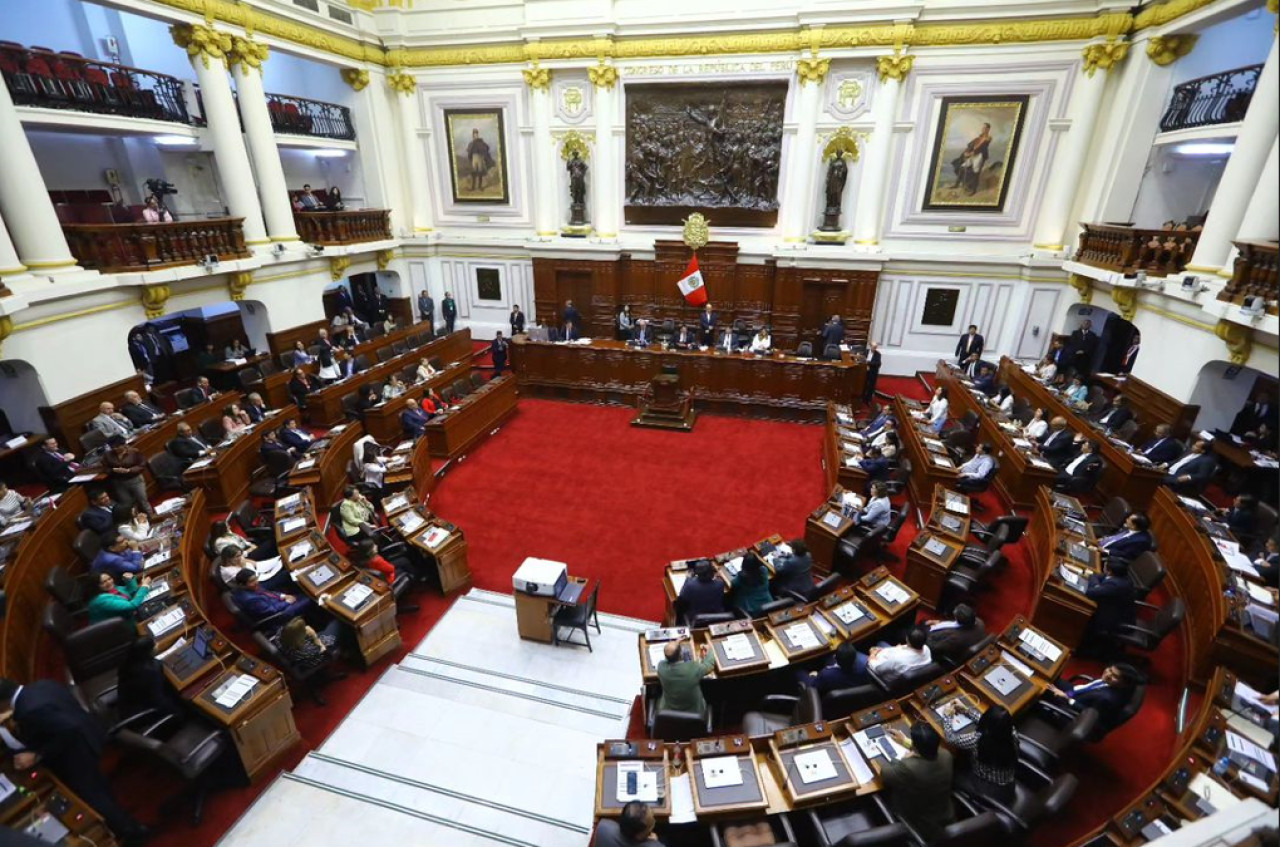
444, 108, 509, 204
922, 95, 1029, 212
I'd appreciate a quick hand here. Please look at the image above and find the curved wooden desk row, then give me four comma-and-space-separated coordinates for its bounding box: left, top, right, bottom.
821, 403, 871, 496
611, 615, 1068, 822
891, 396, 961, 509
510, 337, 866, 421
0, 756, 118, 845
290, 330, 474, 428
180, 405, 298, 512
998, 357, 1166, 509
424, 373, 520, 459
272, 491, 401, 667
284, 419, 436, 508
359, 357, 473, 443
380, 491, 472, 594
1072, 667, 1278, 846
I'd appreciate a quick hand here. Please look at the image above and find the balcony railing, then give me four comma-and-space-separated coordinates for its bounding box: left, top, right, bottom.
294, 210, 391, 245
1219, 241, 1279, 315
1075, 223, 1200, 277
62, 218, 251, 272
1160, 64, 1262, 133
266, 93, 355, 140
0, 42, 196, 124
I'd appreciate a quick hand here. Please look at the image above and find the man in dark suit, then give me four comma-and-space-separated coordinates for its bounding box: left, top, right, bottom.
509, 305, 525, 336
288, 368, 316, 408
1070, 319, 1099, 375
1039, 418, 1077, 467
1095, 513, 1154, 563
972, 365, 997, 395
675, 560, 728, 623
673, 325, 696, 349
442, 292, 457, 333
563, 300, 581, 331
77, 489, 116, 534
243, 392, 270, 424
166, 422, 210, 467
491, 332, 509, 375
119, 390, 164, 428
279, 419, 315, 452
771, 539, 814, 598
880, 723, 955, 844
924, 603, 987, 664
1048, 663, 1141, 735
191, 376, 217, 404
955, 324, 984, 364
563, 321, 581, 341
1047, 338, 1070, 372
1231, 392, 1277, 436
698, 304, 717, 346
1094, 396, 1133, 432
1084, 559, 1138, 642
858, 446, 892, 481
1055, 439, 1103, 492
1163, 439, 1217, 493
1137, 424, 1181, 465
0, 678, 147, 842
417, 290, 434, 329
231, 569, 316, 628
34, 437, 80, 493
862, 342, 882, 404
820, 316, 844, 356
715, 326, 738, 353
259, 429, 296, 463
401, 399, 432, 438
631, 320, 651, 347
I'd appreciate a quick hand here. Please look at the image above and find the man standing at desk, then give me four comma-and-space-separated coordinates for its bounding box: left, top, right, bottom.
655, 639, 715, 719
955, 324, 984, 365
699, 303, 718, 346
1070, 319, 1099, 375
509, 304, 525, 336
820, 315, 844, 356
563, 300, 582, 333
442, 292, 457, 334
862, 342, 881, 405
491, 331, 509, 375
417, 289, 434, 329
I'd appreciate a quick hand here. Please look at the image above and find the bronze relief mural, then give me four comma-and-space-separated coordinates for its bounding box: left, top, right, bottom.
625, 82, 786, 228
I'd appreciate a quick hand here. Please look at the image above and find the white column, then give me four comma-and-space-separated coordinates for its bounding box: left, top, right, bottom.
853, 56, 909, 247
230, 38, 298, 243
1235, 136, 1280, 244
171, 25, 267, 245
590, 63, 619, 239
1188, 36, 1279, 274
1033, 44, 1120, 250
346, 70, 408, 235
389, 71, 434, 234
0, 215, 27, 279
526, 67, 559, 236
780, 58, 827, 243
0, 75, 77, 271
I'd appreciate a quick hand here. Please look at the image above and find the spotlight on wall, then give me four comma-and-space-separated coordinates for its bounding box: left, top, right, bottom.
1173, 142, 1234, 157
199, 254, 220, 271
153, 135, 198, 147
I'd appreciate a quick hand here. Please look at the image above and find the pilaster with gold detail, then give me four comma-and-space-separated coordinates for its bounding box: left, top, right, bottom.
523, 64, 552, 91
1110, 285, 1138, 321
388, 69, 434, 233
388, 71, 416, 96
527, 63, 559, 237
141, 285, 172, 319
228, 271, 253, 301
1214, 319, 1253, 365
1069, 274, 1094, 304
797, 56, 831, 86
170, 24, 233, 70
876, 52, 914, 83
1082, 40, 1130, 76
1146, 35, 1198, 66
588, 61, 618, 90
590, 62, 619, 237
853, 52, 911, 247
376, 250, 394, 271
0, 315, 12, 357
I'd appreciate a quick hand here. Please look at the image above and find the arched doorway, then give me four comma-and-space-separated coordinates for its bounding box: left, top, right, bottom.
128, 299, 270, 392
1059, 303, 1139, 375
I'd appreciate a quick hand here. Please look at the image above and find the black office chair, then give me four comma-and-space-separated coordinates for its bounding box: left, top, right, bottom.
376, 347, 395, 363
112, 711, 228, 824
689, 611, 736, 628
252, 630, 346, 706
1112, 597, 1185, 659
867, 657, 946, 697
1054, 461, 1105, 496
341, 392, 363, 422
795, 342, 814, 358
878, 510, 908, 557
58, 615, 138, 720
833, 526, 888, 576
820, 683, 886, 717
148, 452, 191, 494
822, 343, 840, 360
72, 528, 102, 566
1015, 702, 1100, 770
648, 703, 713, 742
44, 565, 92, 616
787, 572, 841, 604
742, 686, 821, 737
944, 549, 1007, 603
452, 377, 471, 398
232, 500, 277, 546
883, 458, 912, 498
280, 351, 297, 370
1125, 551, 1167, 599
198, 418, 226, 444
174, 388, 202, 410
960, 761, 1078, 837
249, 450, 299, 499
552, 584, 600, 651
753, 597, 796, 617
710, 817, 799, 847
471, 372, 486, 389
391, 340, 408, 355
237, 366, 265, 393
1090, 499, 1132, 537
79, 428, 108, 455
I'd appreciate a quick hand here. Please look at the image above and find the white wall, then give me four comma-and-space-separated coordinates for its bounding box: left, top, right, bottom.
1169, 9, 1275, 86
261, 50, 352, 107
0, 361, 51, 435
1130, 147, 1227, 228
27, 131, 128, 198
400, 255, 535, 340
1188, 360, 1266, 431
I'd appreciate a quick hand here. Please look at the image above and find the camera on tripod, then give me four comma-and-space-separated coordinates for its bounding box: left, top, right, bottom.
145, 178, 177, 198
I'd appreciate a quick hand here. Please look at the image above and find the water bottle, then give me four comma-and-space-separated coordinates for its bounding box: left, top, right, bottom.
1213, 755, 1231, 777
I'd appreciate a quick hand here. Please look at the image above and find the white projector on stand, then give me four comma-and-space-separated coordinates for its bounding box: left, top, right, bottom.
512, 557, 568, 598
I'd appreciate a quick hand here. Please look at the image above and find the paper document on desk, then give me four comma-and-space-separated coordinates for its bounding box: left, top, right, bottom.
985, 665, 1022, 697
615, 761, 658, 803
669, 571, 688, 594
1019, 629, 1062, 662
1237, 681, 1280, 717
214, 674, 259, 709
155, 497, 186, 515
144, 550, 171, 570
1030, 458, 1055, 470
784, 623, 821, 651
944, 495, 969, 515
1245, 581, 1273, 604
701, 756, 744, 789
187, 458, 213, 471
147, 607, 185, 637
288, 540, 313, 562
1013, 438, 1032, 449
721, 633, 755, 661
842, 492, 864, 510
278, 492, 302, 510
667, 773, 696, 824
1227, 731, 1277, 771
4, 436, 28, 449
1254, 456, 1280, 469
1178, 496, 1210, 512
646, 643, 669, 670
833, 602, 865, 626
839, 738, 875, 785
147, 579, 171, 599
794, 749, 838, 784
422, 526, 450, 549
70, 473, 99, 483
844, 456, 861, 468
397, 511, 426, 535
1188, 772, 1240, 814
280, 516, 307, 534
384, 494, 409, 513
722, 556, 743, 578
875, 580, 909, 606
762, 637, 789, 669
341, 583, 374, 609
295, 458, 316, 470
1000, 650, 1035, 679
932, 456, 955, 468
822, 511, 844, 529
156, 636, 187, 660
0, 520, 32, 538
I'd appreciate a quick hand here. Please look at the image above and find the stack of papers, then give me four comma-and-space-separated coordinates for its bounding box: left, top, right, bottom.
144, 550, 172, 570
384, 494, 409, 513
146, 607, 185, 637
155, 498, 186, 515
422, 526, 451, 548
394, 440, 413, 454
985, 666, 1022, 696
646, 643, 669, 669
1018, 629, 1063, 663
669, 571, 688, 594
721, 633, 756, 661
0, 520, 33, 539
308, 564, 335, 586
278, 493, 302, 510
833, 602, 865, 626
1227, 731, 1277, 772
875, 580, 910, 606
280, 516, 307, 534
329, 424, 347, 435
615, 762, 658, 802
214, 674, 259, 709
668, 773, 696, 824
794, 749, 838, 784
944, 495, 969, 515
287, 539, 314, 562
295, 458, 316, 470
701, 756, 744, 788
839, 738, 875, 784
341, 583, 374, 609
784, 623, 821, 650
147, 579, 171, 598
397, 511, 426, 534
722, 557, 744, 578
187, 458, 213, 471
1000, 650, 1035, 678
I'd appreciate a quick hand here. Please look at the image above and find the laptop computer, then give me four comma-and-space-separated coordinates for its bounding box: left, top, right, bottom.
167, 627, 215, 679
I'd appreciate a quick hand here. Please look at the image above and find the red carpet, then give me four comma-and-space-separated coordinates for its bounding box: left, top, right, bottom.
125, 378, 1183, 846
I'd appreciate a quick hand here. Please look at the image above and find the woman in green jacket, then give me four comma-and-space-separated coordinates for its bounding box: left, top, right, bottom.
731, 552, 773, 617
87, 570, 152, 624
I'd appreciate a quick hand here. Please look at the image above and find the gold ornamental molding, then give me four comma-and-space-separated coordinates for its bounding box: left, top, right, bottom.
387, 71, 416, 95
1082, 40, 1129, 76
876, 51, 914, 83
1133, 0, 1215, 30
0, 315, 12, 357
376, 249, 394, 271
1068, 273, 1093, 304
1214, 319, 1253, 365
523, 63, 552, 91
588, 61, 618, 90
228, 35, 269, 73
141, 285, 172, 319
329, 256, 352, 281
228, 271, 253, 301
170, 23, 234, 70
558, 130, 592, 161
821, 127, 864, 161
341, 68, 371, 91
1146, 35, 1198, 66
1110, 286, 1138, 322
796, 56, 831, 85
682, 214, 710, 251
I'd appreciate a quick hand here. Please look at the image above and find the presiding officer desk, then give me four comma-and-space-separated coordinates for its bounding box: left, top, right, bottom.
511, 336, 866, 421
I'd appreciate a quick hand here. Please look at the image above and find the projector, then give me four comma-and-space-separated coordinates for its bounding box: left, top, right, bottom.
512, 557, 568, 598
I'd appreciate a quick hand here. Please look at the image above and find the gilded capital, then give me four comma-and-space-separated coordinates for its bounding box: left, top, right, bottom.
1110, 286, 1138, 322
588, 61, 618, 90
341, 68, 371, 91
797, 56, 831, 86
330, 256, 352, 282
1146, 35, 1198, 66
523, 64, 552, 91
0, 315, 12, 357
876, 53, 914, 83
170, 23, 234, 71
376, 250, 394, 271
228, 271, 253, 302
141, 285, 172, 320
1081, 40, 1129, 76
1068, 274, 1093, 304
1215, 319, 1253, 365
228, 35, 270, 74
387, 71, 416, 96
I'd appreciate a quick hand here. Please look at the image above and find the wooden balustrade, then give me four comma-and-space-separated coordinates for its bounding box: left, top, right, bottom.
1219, 240, 1279, 315
1075, 223, 1200, 277
61, 217, 250, 272
294, 210, 392, 246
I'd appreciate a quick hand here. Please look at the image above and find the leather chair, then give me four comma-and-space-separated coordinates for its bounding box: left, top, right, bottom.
471, 372, 486, 389
376, 347, 395, 363
248, 449, 299, 499
755, 597, 796, 617
833, 526, 888, 576
867, 658, 946, 697
253, 630, 345, 706
800, 573, 841, 602
72, 528, 102, 565
198, 418, 226, 444
822, 344, 840, 360
1054, 460, 1104, 496
112, 712, 228, 824
174, 388, 203, 410
878, 510, 908, 556
58, 614, 139, 719
883, 458, 912, 498
232, 500, 276, 546
966, 760, 1078, 836
944, 549, 1006, 601
1090, 496, 1131, 536
429, 356, 443, 371
820, 683, 886, 717
1015, 700, 1100, 770
79, 428, 107, 455
689, 611, 735, 629
452, 377, 471, 398
391, 340, 408, 355
353, 354, 372, 371
650, 708, 713, 742
341, 392, 363, 422
237, 366, 265, 392
742, 686, 821, 737
710, 816, 799, 847
1113, 418, 1139, 443
1126, 551, 1166, 599
808, 794, 910, 847
795, 342, 814, 358
44, 564, 91, 616
1113, 598, 1185, 656
968, 514, 1028, 553
148, 452, 191, 493
552, 583, 600, 650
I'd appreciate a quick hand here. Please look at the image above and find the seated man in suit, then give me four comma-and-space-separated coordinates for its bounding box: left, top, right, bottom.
1253, 536, 1279, 588
258, 429, 297, 464
35, 437, 80, 493
594, 801, 669, 847
90, 532, 144, 581
672, 324, 697, 350
279, 418, 316, 453
802, 642, 870, 693
861, 408, 893, 440
1163, 438, 1217, 494
771, 539, 814, 598
1084, 559, 1138, 646
401, 398, 433, 438
655, 638, 715, 719
676, 560, 728, 623
191, 376, 217, 404
231, 567, 316, 630
631, 319, 652, 347
715, 326, 739, 354
1220, 494, 1258, 540
924, 603, 986, 664
1093, 512, 1154, 563
89, 402, 134, 440
243, 392, 271, 424
972, 365, 997, 396
1137, 424, 1181, 465
879, 723, 955, 845
1094, 395, 1133, 433
119, 390, 165, 428
955, 443, 995, 492
166, 422, 211, 467
1046, 662, 1142, 735
78, 490, 117, 534
857, 445, 892, 481
1038, 417, 1077, 467
1055, 439, 1103, 492
288, 368, 316, 408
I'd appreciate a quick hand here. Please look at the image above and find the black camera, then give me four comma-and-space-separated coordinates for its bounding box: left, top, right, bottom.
145, 178, 177, 197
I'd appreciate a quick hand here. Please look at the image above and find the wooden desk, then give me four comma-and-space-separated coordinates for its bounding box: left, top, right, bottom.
182, 405, 298, 511
892, 396, 959, 510
961, 642, 1045, 714
515, 576, 591, 643
822, 403, 870, 494
512, 337, 865, 422
286, 421, 361, 507
924, 485, 970, 542
1092, 373, 1200, 443
323, 574, 401, 666
0, 762, 118, 846
383, 500, 472, 594
686, 736, 772, 816
902, 532, 965, 611
804, 490, 856, 577
424, 374, 519, 458
1027, 487, 1102, 649
594, 741, 673, 819
766, 721, 861, 807
361, 360, 471, 442
205, 352, 272, 391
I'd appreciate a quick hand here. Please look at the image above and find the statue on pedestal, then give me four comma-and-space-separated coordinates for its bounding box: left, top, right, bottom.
567, 151, 588, 227
820, 150, 848, 232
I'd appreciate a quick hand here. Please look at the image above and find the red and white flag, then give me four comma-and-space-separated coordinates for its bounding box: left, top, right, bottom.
676, 256, 708, 306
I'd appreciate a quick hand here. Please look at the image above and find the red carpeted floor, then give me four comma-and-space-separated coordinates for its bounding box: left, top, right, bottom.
127, 373, 1183, 847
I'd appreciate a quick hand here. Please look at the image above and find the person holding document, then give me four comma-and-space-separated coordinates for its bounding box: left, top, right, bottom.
940, 701, 1017, 803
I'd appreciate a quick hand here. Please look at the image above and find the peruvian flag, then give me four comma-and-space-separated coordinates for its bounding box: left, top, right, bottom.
676, 256, 708, 306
